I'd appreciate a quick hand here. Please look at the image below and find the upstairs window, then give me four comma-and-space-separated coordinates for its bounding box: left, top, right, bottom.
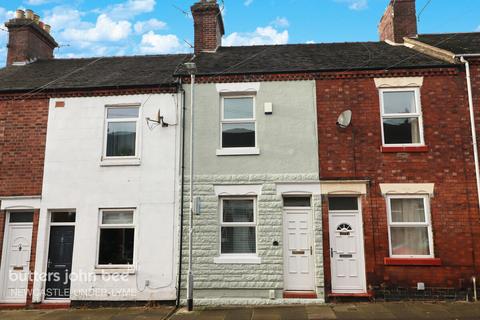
387, 196, 433, 258
104, 106, 139, 158
380, 89, 424, 146
221, 97, 256, 149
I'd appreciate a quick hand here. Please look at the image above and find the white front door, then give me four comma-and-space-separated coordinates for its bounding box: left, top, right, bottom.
0, 216, 33, 303
283, 209, 314, 291
328, 197, 366, 294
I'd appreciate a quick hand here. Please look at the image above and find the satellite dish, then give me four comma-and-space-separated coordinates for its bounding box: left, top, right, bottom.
337, 110, 352, 128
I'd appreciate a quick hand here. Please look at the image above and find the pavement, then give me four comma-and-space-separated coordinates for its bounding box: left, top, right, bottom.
1, 302, 480, 320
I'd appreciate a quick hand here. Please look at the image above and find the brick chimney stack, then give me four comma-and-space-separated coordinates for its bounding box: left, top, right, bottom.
378, 0, 418, 43
191, 0, 225, 54
5, 9, 58, 66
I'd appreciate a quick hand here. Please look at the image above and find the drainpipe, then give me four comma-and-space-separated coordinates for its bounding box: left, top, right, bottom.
459, 56, 480, 212
186, 68, 196, 312
176, 79, 186, 308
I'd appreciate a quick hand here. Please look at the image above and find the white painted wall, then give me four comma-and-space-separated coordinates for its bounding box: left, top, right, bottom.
32, 93, 181, 302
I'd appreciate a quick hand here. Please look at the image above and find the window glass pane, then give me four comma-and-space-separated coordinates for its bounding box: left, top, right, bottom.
98, 228, 134, 265
224, 97, 254, 119
328, 197, 358, 211
223, 200, 254, 223
107, 122, 136, 157
391, 199, 425, 223
102, 211, 134, 224
222, 123, 255, 148
9, 212, 33, 223
383, 91, 416, 114
391, 226, 429, 256
383, 117, 420, 144
107, 107, 139, 119
283, 197, 311, 207
221, 227, 256, 254
51, 212, 76, 223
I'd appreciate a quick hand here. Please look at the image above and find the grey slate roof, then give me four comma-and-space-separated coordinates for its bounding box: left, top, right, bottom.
0, 42, 452, 93
184, 42, 452, 76
412, 33, 480, 55
0, 54, 189, 93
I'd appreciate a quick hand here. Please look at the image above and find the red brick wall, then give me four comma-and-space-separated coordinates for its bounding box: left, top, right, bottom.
0, 98, 49, 197
191, 0, 223, 53
379, 0, 417, 43
317, 73, 480, 291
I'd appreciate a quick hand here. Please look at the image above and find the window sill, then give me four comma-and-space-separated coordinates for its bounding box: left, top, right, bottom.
213, 255, 262, 264
381, 146, 429, 153
94, 267, 136, 274
100, 158, 141, 167
216, 148, 260, 156
384, 257, 442, 266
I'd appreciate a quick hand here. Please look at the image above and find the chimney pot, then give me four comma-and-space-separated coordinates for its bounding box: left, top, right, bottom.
44, 24, 51, 33
15, 10, 25, 19
378, 0, 417, 43
5, 10, 58, 66
25, 9, 34, 20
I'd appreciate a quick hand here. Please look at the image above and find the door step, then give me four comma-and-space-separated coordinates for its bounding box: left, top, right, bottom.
34, 302, 71, 309
283, 291, 317, 299
328, 292, 374, 302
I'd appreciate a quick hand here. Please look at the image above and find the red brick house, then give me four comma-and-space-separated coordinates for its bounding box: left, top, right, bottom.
318, 0, 480, 300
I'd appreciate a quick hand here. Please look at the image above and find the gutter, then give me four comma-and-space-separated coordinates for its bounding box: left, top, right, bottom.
175, 78, 186, 308
458, 55, 480, 212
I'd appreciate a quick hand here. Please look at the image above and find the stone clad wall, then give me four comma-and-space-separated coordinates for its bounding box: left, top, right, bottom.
180, 173, 324, 304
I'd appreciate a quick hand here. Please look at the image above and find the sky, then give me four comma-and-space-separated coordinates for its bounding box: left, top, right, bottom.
0, 0, 479, 65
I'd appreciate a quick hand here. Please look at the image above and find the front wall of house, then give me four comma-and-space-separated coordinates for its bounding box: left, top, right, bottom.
317, 71, 480, 297
0, 98, 49, 197
32, 94, 180, 302
182, 81, 323, 303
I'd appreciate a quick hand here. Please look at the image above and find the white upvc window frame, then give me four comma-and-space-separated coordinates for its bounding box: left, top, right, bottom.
102, 104, 141, 163
215, 197, 260, 264
379, 88, 425, 147
96, 208, 136, 269
386, 194, 434, 259
217, 95, 259, 156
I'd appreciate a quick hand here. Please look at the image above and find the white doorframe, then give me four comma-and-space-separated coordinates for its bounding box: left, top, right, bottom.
0, 211, 34, 303
328, 197, 367, 294
283, 207, 315, 291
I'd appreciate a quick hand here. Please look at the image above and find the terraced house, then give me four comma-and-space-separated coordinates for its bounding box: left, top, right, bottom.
0, 0, 479, 309
177, 0, 480, 304
0, 11, 186, 306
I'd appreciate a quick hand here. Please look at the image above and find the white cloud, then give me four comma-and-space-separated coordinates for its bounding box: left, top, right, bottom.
139, 31, 184, 54
43, 6, 87, 31
306, 40, 315, 44
103, 0, 156, 20
61, 14, 131, 42
134, 18, 167, 34
244, 0, 254, 6
271, 17, 289, 28
335, 0, 368, 10
223, 26, 288, 46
